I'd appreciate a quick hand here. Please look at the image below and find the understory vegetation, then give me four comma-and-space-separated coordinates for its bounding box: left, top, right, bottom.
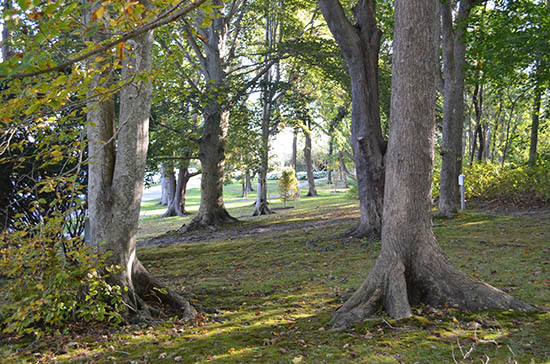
1, 184, 549, 363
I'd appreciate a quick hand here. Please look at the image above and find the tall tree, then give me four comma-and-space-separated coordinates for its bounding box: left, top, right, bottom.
318, 0, 386, 239
438, 0, 477, 216
85, 5, 196, 319
330, 0, 534, 330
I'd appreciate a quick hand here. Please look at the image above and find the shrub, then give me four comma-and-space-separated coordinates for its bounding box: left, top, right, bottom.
345, 180, 359, 200
0, 217, 124, 339
279, 168, 298, 208
462, 161, 550, 203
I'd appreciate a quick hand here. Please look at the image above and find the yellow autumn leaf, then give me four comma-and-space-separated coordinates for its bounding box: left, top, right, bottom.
94, 6, 105, 20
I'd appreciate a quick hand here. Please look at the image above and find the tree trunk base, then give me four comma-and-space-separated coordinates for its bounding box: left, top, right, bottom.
112, 259, 197, 324
344, 222, 381, 240
179, 209, 237, 233
250, 201, 273, 216
330, 239, 536, 331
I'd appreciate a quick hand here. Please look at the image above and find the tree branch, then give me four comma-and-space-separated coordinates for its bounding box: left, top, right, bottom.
1, 0, 208, 79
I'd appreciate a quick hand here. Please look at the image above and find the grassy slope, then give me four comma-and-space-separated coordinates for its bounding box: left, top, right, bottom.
2, 183, 549, 364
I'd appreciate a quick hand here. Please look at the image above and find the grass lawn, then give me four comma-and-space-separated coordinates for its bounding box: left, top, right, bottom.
2, 182, 549, 363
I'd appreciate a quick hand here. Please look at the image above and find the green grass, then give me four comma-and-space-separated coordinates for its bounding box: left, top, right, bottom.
2, 182, 550, 363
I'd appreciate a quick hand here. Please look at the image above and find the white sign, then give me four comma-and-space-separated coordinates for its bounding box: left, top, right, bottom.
458, 174, 465, 186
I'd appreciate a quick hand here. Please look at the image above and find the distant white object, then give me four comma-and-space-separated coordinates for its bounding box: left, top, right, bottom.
459, 174, 465, 210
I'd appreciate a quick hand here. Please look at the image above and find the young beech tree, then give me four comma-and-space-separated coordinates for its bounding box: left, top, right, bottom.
318, 0, 386, 239
438, 0, 477, 217
330, 0, 535, 330
85, 6, 195, 319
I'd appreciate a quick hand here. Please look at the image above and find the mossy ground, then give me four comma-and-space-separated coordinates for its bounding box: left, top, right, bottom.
2, 183, 549, 363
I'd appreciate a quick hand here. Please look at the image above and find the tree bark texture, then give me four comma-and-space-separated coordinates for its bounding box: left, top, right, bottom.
303, 122, 318, 197
1, 0, 12, 61
438, 0, 474, 217
528, 86, 543, 166
182, 4, 236, 231
319, 0, 385, 239
86, 17, 195, 319
330, 0, 534, 330
292, 128, 298, 174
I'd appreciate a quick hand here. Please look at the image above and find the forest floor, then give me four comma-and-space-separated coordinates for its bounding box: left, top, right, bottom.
2, 184, 550, 363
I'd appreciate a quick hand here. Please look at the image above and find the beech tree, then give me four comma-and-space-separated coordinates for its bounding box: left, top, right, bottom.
437, 0, 477, 217
318, 0, 386, 239
330, 0, 535, 330
84, 3, 197, 319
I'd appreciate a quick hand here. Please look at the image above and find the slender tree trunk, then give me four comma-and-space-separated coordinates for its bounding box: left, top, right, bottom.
528, 86, 543, 166
246, 170, 254, 192
164, 165, 194, 217
252, 106, 272, 215
86, 19, 195, 319
241, 172, 248, 198
166, 169, 176, 207
330, 0, 534, 330
319, 0, 386, 239
158, 166, 169, 205
470, 82, 484, 164
1, 0, 12, 61
438, 0, 474, 217
327, 140, 333, 184
303, 121, 317, 197
292, 128, 298, 174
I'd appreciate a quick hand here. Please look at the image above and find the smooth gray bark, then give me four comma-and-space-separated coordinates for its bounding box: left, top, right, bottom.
438, 0, 475, 216
292, 128, 298, 174
319, 0, 385, 239
330, 0, 534, 330
86, 14, 195, 319
1, 0, 11, 61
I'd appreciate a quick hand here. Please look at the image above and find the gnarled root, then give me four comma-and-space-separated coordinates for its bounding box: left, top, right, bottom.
180, 209, 237, 233
330, 243, 536, 330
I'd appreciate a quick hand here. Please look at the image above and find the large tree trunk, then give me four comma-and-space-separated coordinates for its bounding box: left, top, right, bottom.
327, 140, 333, 185
438, 0, 474, 217
246, 170, 254, 192
330, 0, 534, 330
319, 0, 386, 239
86, 23, 195, 320
182, 4, 236, 231
303, 121, 318, 197
528, 85, 543, 166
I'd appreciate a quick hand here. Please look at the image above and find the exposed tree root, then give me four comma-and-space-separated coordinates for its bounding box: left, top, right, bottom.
250, 200, 273, 216
179, 209, 237, 233
330, 239, 536, 331
344, 223, 381, 240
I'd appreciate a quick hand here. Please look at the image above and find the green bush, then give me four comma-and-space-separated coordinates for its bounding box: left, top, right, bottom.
279, 168, 298, 207
0, 217, 124, 339
345, 180, 359, 200
463, 161, 550, 203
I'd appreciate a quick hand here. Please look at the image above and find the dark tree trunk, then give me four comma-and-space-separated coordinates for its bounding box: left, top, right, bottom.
292, 128, 298, 174
246, 170, 254, 192
319, 0, 386, 239
528, 86, 543, 166
303, 121, 317, 197
438, 0, 474, 217
182, 4, 236, 231
330, 0, 534, 330
251, 116, 272, 215
241, 172, 248, 198
470, 82, 484, 164
327, 140, 333, 184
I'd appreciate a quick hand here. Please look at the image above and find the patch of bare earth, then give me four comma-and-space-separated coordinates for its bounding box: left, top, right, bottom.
138, 207, 360, 247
